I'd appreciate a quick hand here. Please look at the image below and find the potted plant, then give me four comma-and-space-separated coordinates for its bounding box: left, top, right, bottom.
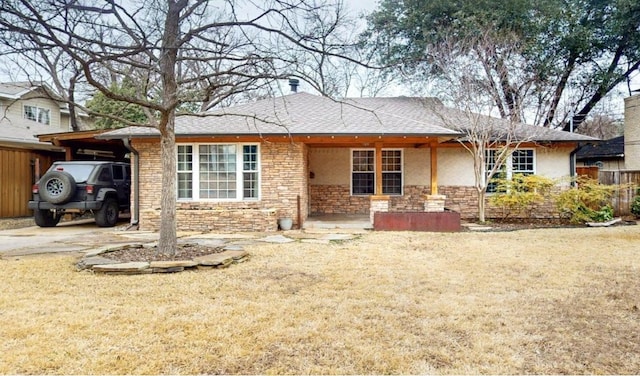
277, 210, 293, 230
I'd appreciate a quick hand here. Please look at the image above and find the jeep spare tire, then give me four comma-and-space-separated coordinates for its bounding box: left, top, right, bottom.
38, 171, 76, 204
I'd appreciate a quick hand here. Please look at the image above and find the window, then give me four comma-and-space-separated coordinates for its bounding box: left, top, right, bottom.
351, 149, 403, 196
511, 149, 535, 176
177, 143, 259, 200
24, 105, 51, 125
485, 149, 535, 193
352, 150, 374, 195
382, 150, 402, 195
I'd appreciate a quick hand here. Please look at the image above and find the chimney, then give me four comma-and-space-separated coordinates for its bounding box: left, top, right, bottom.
624, 95, 640, 170
288, 78, 299, 93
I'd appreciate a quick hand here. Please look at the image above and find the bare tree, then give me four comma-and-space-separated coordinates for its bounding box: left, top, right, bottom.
0, 0, 362, 255
426, 35, 536, 222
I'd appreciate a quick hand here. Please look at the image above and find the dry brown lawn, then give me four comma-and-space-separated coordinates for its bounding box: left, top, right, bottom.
1, 226, 639, 374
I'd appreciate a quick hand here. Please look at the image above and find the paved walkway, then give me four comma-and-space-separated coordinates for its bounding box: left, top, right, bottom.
0, 223, 362, 258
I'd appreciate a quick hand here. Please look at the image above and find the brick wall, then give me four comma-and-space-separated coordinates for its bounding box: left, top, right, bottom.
133, 140, 308, 232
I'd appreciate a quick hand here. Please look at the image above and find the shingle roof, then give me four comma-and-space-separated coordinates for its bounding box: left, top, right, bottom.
98, 92, 598, 142
576, 136, 624, 160
0, 121, 65, 150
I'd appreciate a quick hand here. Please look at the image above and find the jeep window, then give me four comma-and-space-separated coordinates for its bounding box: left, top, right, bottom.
50, 164, 95, 183
98, 167, 112, 181
113, 165, 125, 180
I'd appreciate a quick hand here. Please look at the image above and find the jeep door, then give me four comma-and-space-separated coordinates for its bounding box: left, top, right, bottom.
112, 164, 131, 208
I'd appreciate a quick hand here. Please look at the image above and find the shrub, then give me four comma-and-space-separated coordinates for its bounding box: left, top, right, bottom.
631, 192, 640, 218
489, 174, 556, 219
554, 177, 618, 224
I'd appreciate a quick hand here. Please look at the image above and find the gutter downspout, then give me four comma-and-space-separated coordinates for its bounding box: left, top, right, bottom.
570, 143, 582, 187
122, 138, 140, 228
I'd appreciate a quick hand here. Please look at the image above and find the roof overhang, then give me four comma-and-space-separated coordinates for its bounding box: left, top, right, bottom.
37, 129, 131, 159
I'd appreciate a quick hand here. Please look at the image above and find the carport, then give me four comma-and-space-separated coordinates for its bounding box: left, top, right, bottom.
37, 129, 130, 162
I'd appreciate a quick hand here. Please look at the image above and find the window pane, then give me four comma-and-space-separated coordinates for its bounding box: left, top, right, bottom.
352, 150, 374, 172
352, 173, 374, 195
512, 150, 534, 174
243, 172, 258, 198
38, 108, 50, 125
243, 145, 258, 171
24, 105, 36, 121
178, 172, 192, 199
177, 145, 193, 171
382, 150, 401, 172
382, 172, 402, 195
199, 144, 237, 199
485, 149, 501, 193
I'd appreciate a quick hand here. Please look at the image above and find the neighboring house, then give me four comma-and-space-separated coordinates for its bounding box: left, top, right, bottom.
0, 82, 70, 218
576, 135, 624, 171
576, 94, 640, 172
576, 94, 640, 216
99, 92, 595, 232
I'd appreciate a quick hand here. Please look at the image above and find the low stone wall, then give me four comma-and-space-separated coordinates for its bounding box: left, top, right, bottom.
311, 184, 430, 214
141, 202, 277, 232
439, 185, 562, 220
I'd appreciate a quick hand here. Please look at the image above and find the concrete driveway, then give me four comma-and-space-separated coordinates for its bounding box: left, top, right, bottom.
0, 218, 156, 258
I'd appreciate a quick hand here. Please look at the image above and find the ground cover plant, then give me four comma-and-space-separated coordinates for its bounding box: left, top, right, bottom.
1, 226, 639, 374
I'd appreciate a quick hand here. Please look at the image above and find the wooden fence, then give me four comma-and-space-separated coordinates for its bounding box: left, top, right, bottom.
599, 170, 640, 216
0, 147, 57, 218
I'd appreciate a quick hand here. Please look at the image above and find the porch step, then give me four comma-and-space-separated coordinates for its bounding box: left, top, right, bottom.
303, 215, 373, 230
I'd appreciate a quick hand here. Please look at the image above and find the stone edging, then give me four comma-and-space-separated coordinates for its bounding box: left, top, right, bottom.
76, 246, 249, 275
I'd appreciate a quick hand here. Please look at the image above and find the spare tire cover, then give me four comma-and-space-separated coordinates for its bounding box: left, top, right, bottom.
38, 170, 76, 204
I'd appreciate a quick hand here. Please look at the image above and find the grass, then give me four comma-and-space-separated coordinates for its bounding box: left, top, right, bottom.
1, 226, 639, 374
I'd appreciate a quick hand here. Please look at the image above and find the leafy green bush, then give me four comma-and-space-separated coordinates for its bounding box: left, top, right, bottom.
554, 177, 618, 224
489, 174, 555, 219
631, 193, 640, 218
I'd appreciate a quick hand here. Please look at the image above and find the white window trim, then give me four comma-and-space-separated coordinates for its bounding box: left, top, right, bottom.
485, 148, 536, 193
350, 148, 404, 196
177, 142, 261, 202
23, 104, 51, 125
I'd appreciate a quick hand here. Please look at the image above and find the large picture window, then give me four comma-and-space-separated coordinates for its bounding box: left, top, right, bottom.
485, 149, 535, 193
351, 149, 403, 196
177, 143, 259, 200
24, 105, 51, 125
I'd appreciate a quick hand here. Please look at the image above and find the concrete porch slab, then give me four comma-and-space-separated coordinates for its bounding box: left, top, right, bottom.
303, 214, 373, 230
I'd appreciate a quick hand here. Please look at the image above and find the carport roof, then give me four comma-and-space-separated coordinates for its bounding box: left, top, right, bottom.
36, 129, 131, 158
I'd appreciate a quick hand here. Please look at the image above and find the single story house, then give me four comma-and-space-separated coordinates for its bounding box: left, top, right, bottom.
99, 92, 596, 232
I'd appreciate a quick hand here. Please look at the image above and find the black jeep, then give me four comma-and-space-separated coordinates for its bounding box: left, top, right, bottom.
28, 161, 131, 227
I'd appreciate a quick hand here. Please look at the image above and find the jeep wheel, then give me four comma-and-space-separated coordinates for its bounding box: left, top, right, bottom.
95, 198, 119, 227
34, 209, 61, 227
38, 171, 76, 204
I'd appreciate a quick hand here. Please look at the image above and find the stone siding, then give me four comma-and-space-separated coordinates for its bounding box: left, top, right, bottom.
309, 184, 370, 214
133, 140, 308, 232
440, 185, 562, 220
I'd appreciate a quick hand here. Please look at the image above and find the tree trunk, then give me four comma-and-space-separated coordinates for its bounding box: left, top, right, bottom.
158, 122, 178, 255
155, 0, 185, 256
478, 188, 486, 223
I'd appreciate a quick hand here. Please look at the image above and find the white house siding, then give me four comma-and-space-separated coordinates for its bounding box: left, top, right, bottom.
0, 89, 66, 131
439, 145, 574, 219
308, 147, 434, 214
